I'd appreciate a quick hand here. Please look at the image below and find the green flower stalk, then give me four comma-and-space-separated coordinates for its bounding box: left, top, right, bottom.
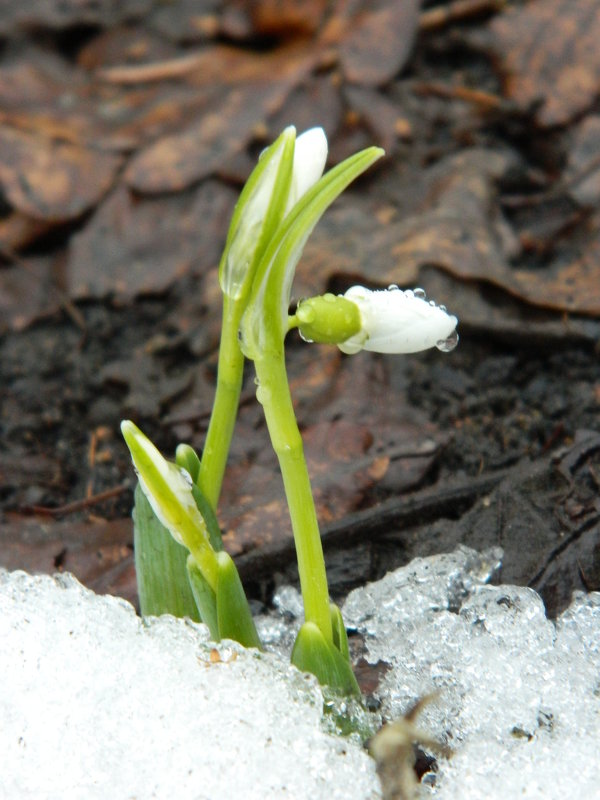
240, 143, 385, 693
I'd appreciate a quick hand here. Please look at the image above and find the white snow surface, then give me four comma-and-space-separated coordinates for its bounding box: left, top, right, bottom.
0, 569, 378, 800
2, 545, 600, 800
342, 546, 600, 799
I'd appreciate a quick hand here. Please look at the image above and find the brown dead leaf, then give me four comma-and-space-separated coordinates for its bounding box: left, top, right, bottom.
489, 0, 600, 127
0, 256, 61, 332
0, 0, 153, 34
223, 0, 328, 38
294, 193, 419, 301
77, 23, 181, 71
388, 148, 600, 316
124, 46, 316, 193
391, 148, 517, 283
0, 516, 136, 606
0, 211, 53, 251
566, 115, 600, 209
410, 266, 600, 346
323, 0, 421, 86
67, 180, 236, 300
343, 85, 405, 154
0, 126, 122, 222
512, 216, 600, 316
147, 0, 221, 44
266, 72, 344, 144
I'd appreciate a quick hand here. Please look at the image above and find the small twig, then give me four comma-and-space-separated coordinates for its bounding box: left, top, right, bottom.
420, 0, 505, 31
97, 51, 208, 84
414, 81, 505, 112
26, 484, 130, 517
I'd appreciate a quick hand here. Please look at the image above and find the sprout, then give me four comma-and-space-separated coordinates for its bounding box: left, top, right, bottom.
121, 420, 218, 589
338, 285, 459, 355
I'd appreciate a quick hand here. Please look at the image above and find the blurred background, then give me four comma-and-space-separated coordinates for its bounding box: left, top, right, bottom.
1, 0, 599, 617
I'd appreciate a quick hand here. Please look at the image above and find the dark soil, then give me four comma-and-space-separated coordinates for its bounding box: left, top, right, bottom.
1, 0, 600, 621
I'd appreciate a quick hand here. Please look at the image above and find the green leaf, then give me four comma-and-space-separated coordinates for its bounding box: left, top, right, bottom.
187, 554, 219, 640
330, 603, 350, 662
175, 443, 225, 551
215, 551, 262, 650
191, 485, 224, 552
175, 442, 201, 483
240, 146, 384, 359
291, 622, 360, 696
219, 127, 295, 301
133, 483, 200, 621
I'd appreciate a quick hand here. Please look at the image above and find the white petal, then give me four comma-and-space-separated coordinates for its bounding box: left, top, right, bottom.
285, 127, 328, 215
338, 286, 458, 355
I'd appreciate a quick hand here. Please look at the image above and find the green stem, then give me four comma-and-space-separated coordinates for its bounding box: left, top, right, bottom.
253, 348, 333, 644
198, 294, 244, 510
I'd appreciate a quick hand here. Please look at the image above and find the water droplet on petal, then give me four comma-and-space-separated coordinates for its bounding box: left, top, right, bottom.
436, 330, 459, 352
439, 304, 447, 312
387, 283, 400, 291
414, 287, 427, 299
404, 289, 414, 298
429, 299, 436, 306
323, 293, 336, 303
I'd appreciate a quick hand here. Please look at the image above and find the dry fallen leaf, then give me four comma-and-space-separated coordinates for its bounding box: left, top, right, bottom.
67, 180, 236, 300
0, 126, 122, 222
323, 0, 422, 86
489, 0, 600, 127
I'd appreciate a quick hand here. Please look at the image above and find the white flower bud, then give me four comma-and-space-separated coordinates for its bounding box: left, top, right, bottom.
338, 285, 458, 355
285, 127, 328, 215
121, 420, 209, 550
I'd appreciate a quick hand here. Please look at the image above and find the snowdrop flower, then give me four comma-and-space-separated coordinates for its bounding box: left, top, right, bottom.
338, 285, 458, 355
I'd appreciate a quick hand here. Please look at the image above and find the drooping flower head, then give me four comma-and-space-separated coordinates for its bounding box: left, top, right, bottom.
337, 285, 458, 355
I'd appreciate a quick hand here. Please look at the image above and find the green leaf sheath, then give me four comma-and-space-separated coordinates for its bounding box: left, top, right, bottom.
215, 551, 262, 649
186, 555, 219, 639
291, 622, 360, 696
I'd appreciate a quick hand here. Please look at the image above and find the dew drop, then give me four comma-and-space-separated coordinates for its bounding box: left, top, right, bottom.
298, 329, 314, 343
414, 287, 427, 300
387, 283, 400, 291
439, 304, 447, 312
429, 299, 436, 306
323, 292, 336, 303
297, 304, 315, 324
255, 385, 271, 405
436, 330, 459, 352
